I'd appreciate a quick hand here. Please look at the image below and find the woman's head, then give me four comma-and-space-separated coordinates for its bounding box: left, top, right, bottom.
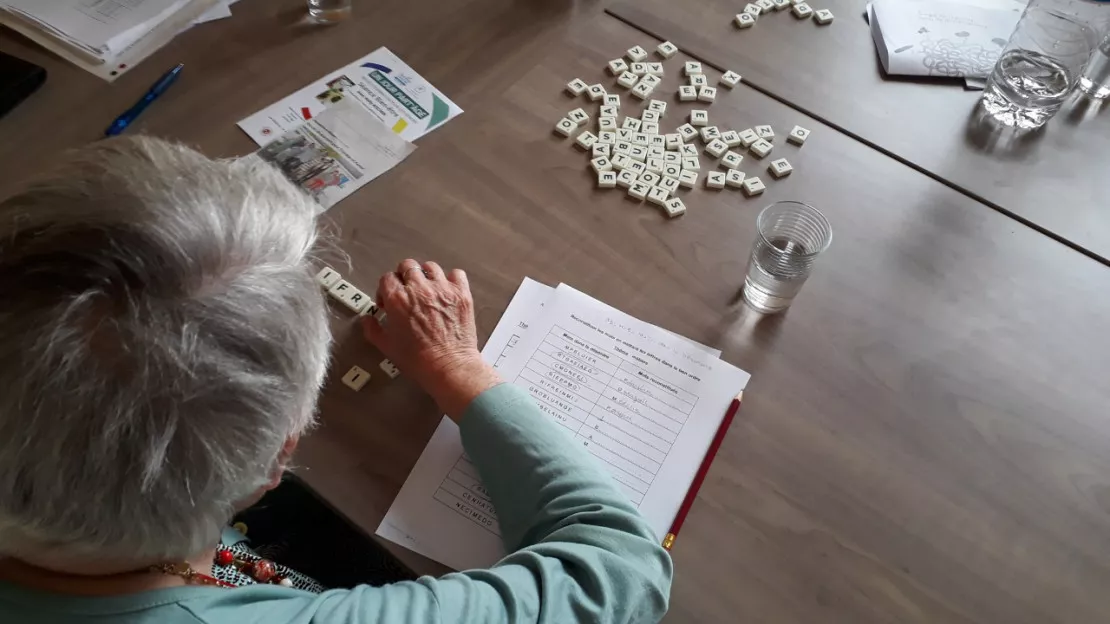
0, 137, 331, 572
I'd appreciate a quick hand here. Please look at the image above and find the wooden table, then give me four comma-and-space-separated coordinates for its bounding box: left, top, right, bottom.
4, 2, 1110, 622
606, 0, 1110, 266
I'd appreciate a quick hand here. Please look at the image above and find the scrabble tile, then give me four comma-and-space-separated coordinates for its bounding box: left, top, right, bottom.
744, 3, 762, 15
742, 176, 766, 196
611, 153, 632, 170
754, 124, 775, 141
646, 63, 665, 76
629, 145, 648, 161
750, 138, 774, 158
663, 197, 687, 218
682, 156, 702, 170
631, 62, 649, 76
699, 125, 721, 142
566, 78, 589, 96
647, 186, 670, 206
681, 143, 699, 156
690, 110, 709, 126
598, 170, 618, 188
622, 117, 642, 131
592, 143, 611, 158
575, 131, 598, 150
659, 176, 681, 193
726, 169, 746, 188
341, 365, 371, 391
638, 171, 661, 185
329, 280, 370, 313
721, 130, 742, 147
738, 128, 760, 147
617, 129, 633, 140
706, 171, 727, 189
678, 169, 699, 188
665, 133, 683, 149
315, 266, 342, 289
757, 0, 775, 11
685, 61, 703, 76
677, 123, 699, 141
554, 118, 576, 137
721, 150, 744, 169
649, 135, 667, 148
590, 156, 613, 173
600, 105, 619, 118
646, 158, 665, 174
639, 74, 661, 87
568, 108, 589, 125
648, 146, 665, 158
380, 359, 401, 379
657, 40, 679, 58
642, 122, 660, 135
678, 85, 698, 102
705, 138, 729, 158
663, 151, 682, 163
628, 181, 651, 200
698, 86, 717, 103
598, 131, 616, 144
720, 70, 742, 88
632, 82, 654, 99
734, 12, 756, 28
689, 74, 708, 88
617, 71, 639, 89
814, 8, 834, 23
627, 45, 649, 62
788, 125, 811, 145
587, 84, 606, 101
633, 132, 650, 145
648, 100, 667, 115
608, 58, 629, 76
616, 169, 638, 188
359, 300, 382, 320
628, 160, 647, 176
615, 140, 633, 155
768, 158, 794, 178
772, 0, 791, 9
662, 163, 682, 178
598, 116, 618, 132
604, 94, 621, 107
793, 2, 813, 18
641, 110, 660, 124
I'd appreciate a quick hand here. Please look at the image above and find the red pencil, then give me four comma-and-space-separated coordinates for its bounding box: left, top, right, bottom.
662, 391, 743, 550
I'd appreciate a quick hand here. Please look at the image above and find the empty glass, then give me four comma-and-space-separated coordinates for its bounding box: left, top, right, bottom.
742, 201, 832, 314
307, 0, 352, 23
980, 6, 1096, 128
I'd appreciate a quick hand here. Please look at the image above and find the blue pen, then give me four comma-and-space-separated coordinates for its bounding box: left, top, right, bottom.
104, 63, 184, 137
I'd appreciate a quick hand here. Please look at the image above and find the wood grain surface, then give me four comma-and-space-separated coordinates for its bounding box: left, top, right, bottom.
606, 0, 1110, 266
3, 2, 1110, 623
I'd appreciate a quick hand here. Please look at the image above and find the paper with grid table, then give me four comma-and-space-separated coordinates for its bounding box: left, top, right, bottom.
376, 279, 750, 571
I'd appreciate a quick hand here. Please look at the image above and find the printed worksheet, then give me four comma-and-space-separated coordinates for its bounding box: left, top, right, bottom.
377, 280, 749, 571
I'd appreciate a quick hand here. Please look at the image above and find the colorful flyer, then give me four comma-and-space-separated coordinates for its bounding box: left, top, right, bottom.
238, 47, 463, 145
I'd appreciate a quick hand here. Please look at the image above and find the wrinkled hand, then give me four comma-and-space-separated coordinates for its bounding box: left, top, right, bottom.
361, 259, 502, 420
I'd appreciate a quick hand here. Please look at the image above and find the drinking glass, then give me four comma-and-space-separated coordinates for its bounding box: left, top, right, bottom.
980, 6, 1095, 129
308, 0, 352, 23
742, 201, 832, 314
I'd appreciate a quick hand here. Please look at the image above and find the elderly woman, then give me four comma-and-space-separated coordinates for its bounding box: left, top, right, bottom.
0, 137, 671, 623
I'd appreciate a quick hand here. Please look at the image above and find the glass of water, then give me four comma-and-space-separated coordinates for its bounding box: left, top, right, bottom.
980, 6, 1095, 129
742, 201, 832, 314
307, 0, 352, 23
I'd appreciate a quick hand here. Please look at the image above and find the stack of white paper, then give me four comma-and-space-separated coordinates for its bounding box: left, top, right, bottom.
376, 279, 751, 571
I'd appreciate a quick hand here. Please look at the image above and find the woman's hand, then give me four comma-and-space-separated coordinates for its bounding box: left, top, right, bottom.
361, 259, 502, 421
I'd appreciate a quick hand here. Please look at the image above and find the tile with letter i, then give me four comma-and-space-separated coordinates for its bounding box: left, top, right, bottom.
738, 128, 760, 147
608, 58, 629, 76
742, 176, 766, 196
734, 12, 756, 28
627, 45, 649, 62
678, 169, 699, 188
341, 365, 371, 391
566, 78, 588, 96
315, 266, 342, 289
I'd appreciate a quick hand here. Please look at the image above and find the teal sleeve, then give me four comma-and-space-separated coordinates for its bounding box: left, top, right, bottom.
301, 382, 673, 624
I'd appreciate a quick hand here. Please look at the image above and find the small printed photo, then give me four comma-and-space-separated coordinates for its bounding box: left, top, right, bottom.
315, 75, 355, 105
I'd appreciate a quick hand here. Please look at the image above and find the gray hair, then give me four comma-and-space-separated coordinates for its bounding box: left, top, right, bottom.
0, 137, 331, 568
